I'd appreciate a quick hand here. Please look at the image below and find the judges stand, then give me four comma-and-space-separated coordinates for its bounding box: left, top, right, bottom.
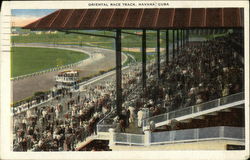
54, 70, 80, 93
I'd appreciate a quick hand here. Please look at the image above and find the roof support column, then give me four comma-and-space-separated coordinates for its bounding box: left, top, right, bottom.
184, 29, 186, 45
181, 29, 183, 48
172, 29, 175, 59
166, 30, 169, 65
142, 29, 147, 89
157, 30, 161, 79
177, 29, 179, 55
183, 29, 185, 46
184, 30, 186, 45
183, 29, 185, 47
115, 29, 122, 116
242, 29, 244, 56
186, 29, 190, 45
180, 29, 182, 48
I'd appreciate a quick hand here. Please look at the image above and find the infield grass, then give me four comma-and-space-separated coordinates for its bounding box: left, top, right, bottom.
11, 47, 89, 77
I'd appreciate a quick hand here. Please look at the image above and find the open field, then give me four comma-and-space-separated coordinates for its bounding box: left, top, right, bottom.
11, 47, 89, 77
12, 29, 228, 51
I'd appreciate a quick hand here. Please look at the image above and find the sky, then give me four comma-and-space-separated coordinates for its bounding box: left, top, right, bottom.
11, 9, 56, 27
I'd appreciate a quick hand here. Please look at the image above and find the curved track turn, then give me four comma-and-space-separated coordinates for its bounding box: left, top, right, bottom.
12, 44, 127, 102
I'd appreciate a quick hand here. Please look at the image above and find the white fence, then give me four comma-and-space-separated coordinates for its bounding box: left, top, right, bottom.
113, 133, 145, 145
111, 126, 244, 146
12, 58, 86, 81
150, 126, 244, 145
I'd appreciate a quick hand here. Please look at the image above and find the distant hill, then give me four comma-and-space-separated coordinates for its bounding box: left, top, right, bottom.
12, 27, 31, 34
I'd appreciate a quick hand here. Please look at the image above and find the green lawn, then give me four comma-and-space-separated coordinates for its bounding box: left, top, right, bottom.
11, 47, 89, 77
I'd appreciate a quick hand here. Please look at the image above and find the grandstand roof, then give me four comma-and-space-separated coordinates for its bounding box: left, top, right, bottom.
23, 8, 243, 30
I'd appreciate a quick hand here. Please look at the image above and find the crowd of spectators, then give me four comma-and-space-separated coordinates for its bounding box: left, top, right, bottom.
13, 90, 105, 151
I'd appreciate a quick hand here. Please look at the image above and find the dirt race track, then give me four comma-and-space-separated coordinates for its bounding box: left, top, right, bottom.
12, 44, 127, 102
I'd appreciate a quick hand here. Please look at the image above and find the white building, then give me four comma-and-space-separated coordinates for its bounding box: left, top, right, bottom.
55, 70, 79, 90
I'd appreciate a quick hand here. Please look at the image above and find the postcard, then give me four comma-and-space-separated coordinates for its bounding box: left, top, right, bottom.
0, 1, 249, 160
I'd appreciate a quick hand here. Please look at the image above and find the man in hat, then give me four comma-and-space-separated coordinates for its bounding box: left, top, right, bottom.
137, 109, 144, 128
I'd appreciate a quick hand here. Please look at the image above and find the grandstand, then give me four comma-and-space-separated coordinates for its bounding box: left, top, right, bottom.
12, 8, 245, 151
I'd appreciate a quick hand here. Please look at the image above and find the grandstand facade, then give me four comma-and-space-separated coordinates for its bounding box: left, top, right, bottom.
12, 8, 245, 151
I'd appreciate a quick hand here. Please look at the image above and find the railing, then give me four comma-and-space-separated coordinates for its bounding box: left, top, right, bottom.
220, 93, 244, 105
13, 89, 80, 115
55, 76, 78, 82
113, 133, 145, 146
11, 58, 87, 81
110, 126, 244, 146
97, 109, 117, 133
150, 126, 244, 145
143, 92, 244, 129
12, 94, 52, 114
